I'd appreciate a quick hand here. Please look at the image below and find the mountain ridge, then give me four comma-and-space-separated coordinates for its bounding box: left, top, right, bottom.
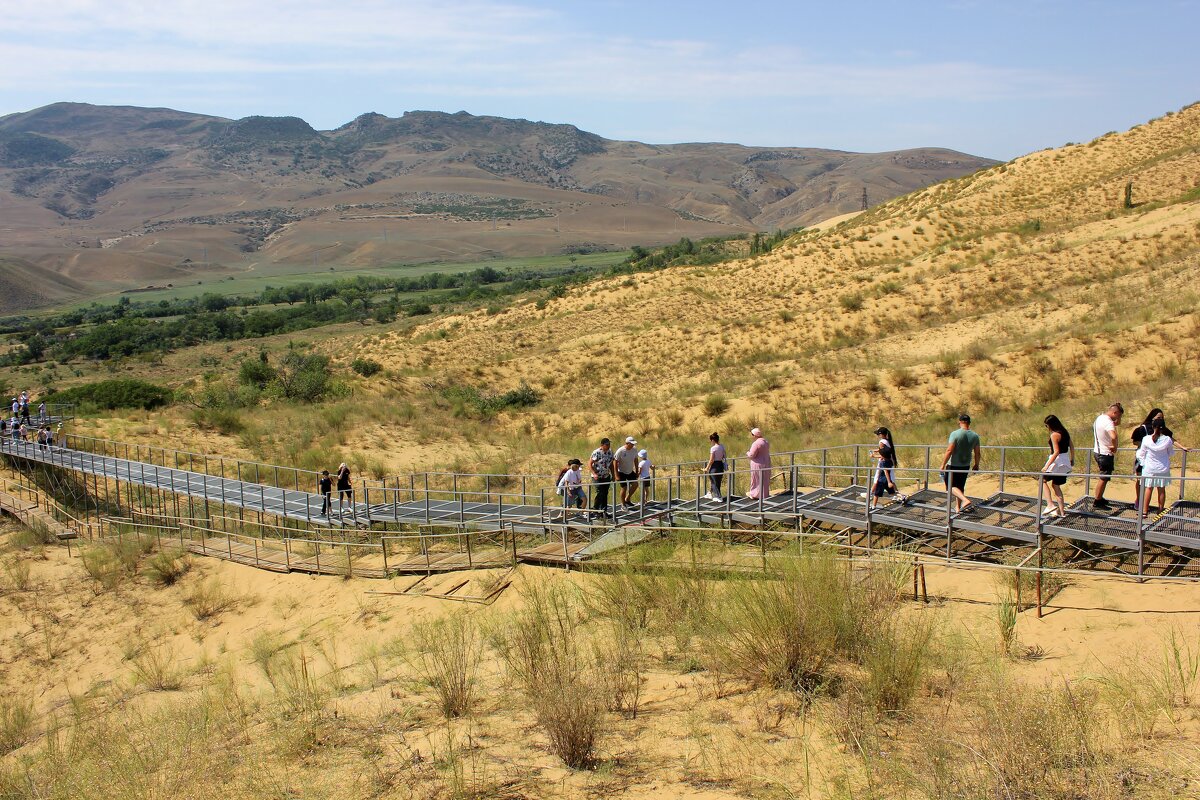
0, 102, 996, 308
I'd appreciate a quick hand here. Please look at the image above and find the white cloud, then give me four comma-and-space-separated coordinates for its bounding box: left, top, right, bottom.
0, 0, 1095, 111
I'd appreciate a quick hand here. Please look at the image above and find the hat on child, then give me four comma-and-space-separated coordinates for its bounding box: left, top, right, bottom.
637, 449, 647, 458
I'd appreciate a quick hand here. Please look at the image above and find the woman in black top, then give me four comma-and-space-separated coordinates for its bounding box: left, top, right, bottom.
869, 426, 902, 509
336, 462, 354, 516
318, 470, 333, 516
1040, 414, 1074, 518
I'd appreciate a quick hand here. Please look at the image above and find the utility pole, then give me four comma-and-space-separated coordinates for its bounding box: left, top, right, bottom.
861, 188, 869, 212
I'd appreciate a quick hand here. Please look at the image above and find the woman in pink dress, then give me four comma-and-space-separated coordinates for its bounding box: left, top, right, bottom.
747, 427, 771, 500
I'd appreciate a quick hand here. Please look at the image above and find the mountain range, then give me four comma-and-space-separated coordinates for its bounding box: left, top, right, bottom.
0, 102, 996, 308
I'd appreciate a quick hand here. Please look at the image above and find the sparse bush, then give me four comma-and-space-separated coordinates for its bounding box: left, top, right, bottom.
494, 582, 604, 768
839, 292, 864, 312
933, 354, 961, 378
704, 552, 887, 693
80, 544, 125, 591
0, 696, 34, 755
1034, 370, 1065, 404
183, 578, 238, 620
1, 555, 32, 592
703, 394, 729, 417
863, 615, 936, 716
191, 407, 244, 435
890, 367, 918, 388
406, 612, 485, 718
128, 643, 184, 691
350, 358, 382, 377
144, 548, 191, 586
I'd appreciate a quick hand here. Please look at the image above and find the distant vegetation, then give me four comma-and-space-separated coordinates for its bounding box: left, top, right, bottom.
621, 229, 797, 272
45, 378, 172, 410
0, 263, 602, 364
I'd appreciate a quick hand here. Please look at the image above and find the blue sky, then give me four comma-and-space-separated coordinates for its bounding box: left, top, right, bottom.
1, 0, 1196, 159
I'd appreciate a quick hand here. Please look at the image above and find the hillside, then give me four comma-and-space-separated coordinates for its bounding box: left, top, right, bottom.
0, 102, 993, 306
18, 102, 1193, 487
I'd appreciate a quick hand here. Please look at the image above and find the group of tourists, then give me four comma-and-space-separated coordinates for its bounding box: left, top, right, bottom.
0, 392, 60, 451
555, 428, 774, 518
869, 402, 1189, 518
317, 463, 355, 517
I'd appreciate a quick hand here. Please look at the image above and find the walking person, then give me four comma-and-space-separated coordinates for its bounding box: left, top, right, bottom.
1091, 402, 1124, 510
1131, 409, 1188, 510
55, 422, 63, 449
37, 401, 46, 423
746, 427, 771, 500
335, 462, 354, 518
703, 432, 726, 501
636, 448, 655, 506
614, 436, 639, 508
1040, 415, 1075, 518
588, 438, 615, 518
318, 470, 333, 517
869, 426, 902, 510
939, 414, 981, 513
556, 458, 586, 511
1136, 418, 1175, 515
19, 399, 29, 425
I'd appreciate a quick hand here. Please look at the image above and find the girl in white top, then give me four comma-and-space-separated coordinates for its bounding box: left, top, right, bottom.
1135, 418, 1175, 515
637, 448, 655, 504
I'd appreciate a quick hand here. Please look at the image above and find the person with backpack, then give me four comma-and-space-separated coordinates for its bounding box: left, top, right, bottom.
703, 433, 726, 501
869, 426, 903, 509
318, 470, 333, 517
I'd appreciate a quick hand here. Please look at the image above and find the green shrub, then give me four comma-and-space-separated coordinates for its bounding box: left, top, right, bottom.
144, 548, 192, 587
238, 352, 276, 387
45, 379, 172, 410
703, 394, 730, 417
441, 382, 541, 419
350, 358, 382, 377
839, 292, 864, 312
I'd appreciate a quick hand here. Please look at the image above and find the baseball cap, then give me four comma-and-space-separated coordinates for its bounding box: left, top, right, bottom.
637, 449, 647, 458
625, 436, 636, 445
750, 427, 762, 437
568, 458, 582, 466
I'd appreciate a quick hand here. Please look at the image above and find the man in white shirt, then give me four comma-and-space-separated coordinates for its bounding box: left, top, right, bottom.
614, 436, 639, 508
1091, 401, 1123, 511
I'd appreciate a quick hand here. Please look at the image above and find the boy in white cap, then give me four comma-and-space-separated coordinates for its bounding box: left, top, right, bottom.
614, 436, 639, 508
636, 448, 655, 505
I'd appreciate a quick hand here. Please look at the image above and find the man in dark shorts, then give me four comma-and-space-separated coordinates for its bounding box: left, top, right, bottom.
614, 436, 639, 508
939, 413, 981, 513
1091, 402, 1123, 511
588, 438, 615, 518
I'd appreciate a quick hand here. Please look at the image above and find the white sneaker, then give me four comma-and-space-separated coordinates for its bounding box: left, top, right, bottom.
858, 492, 870, 499
701, 493, 714, 500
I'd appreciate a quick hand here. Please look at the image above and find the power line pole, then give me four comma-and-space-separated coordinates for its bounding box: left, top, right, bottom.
861, 188, 869, 212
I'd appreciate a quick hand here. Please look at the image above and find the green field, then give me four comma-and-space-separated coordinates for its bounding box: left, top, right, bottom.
80, 251, 630, 309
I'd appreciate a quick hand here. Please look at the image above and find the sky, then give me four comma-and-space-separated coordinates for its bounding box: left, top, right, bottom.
0, 0, 1196, 160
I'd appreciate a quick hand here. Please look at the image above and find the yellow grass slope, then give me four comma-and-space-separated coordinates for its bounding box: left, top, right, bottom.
353, 103, 1200, 451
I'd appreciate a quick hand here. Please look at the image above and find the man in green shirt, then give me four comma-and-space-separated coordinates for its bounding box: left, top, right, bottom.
940, 413, 981, 513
